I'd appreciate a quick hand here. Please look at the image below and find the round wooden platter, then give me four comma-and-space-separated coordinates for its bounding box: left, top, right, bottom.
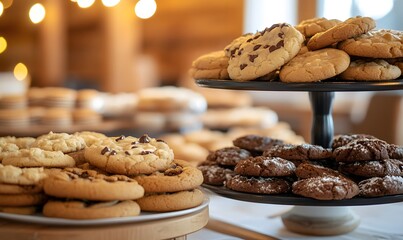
0, 206, 209, 240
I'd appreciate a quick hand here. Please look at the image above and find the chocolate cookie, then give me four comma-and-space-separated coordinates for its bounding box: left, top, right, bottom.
208, 147, 252, 167
388, 144, 403, 160
232, 135, 284, 155
332, 134, 377, 149
295, 162, 342, 179
234, 156, 295, 177
333, 139, 389, 162
225, 175, 290, 194
198, 164, 235, 186
339, 159, 403, 177
359, 176, 403, 197
292, 176, 359, 200
263, 144, 332, 165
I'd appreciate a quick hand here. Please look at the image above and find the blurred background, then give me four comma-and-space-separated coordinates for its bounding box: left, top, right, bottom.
0, 0, 402, 150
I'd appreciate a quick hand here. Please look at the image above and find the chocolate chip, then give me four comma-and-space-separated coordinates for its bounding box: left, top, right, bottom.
253, 45, 261, 51
125, 151, 131, 155
263, 45, 269, 49
131, 145, 138, 149
110, 150, 117, 155
249, 54, 258, 62
280, 23, 288, 28
131, 141, 138, 145
140, 150, 153, 155
278, 32, 284, 38
115, 135, 125, 141
246, 38, 253, 43
101, 147, 110, 155
139, 134, 150, 143
80, 172, 89, 178
253, 35, 260, 40
230, 49, 237, 57
238, 48, 243, 55
269, 45, 280, 53
157, 139, 166, 143
276, 40, 284, 48
240, 64, 247, 70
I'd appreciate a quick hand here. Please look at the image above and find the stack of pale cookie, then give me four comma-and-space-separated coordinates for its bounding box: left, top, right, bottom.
0, 131, 206, 219
200, 133, 403, 200
190, 16, 403, 82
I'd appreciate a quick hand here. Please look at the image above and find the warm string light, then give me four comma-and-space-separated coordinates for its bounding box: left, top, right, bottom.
77, 0, 95, 8
0, 2, 3, 17
102, 0, 120, 7
29, 3, 45, 24
134, 0, 156, 19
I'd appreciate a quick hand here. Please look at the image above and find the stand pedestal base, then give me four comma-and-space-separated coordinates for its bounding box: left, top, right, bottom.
281, 206, 360, 236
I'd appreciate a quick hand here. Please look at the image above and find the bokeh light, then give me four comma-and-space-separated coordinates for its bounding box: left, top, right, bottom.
77, 0, 95, 8
356, 0, 393, 20
0, 37, 7, 54
0, 2, 4, 17
102, 0, 120, 7
134, 0, 157, 19
14, 63, 28, 81
29, 3, 46, 24
2, 0, 12, 9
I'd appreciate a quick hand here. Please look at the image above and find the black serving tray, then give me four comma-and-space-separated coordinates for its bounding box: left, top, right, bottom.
203, 184, 403, 206
195, 78, 403, 92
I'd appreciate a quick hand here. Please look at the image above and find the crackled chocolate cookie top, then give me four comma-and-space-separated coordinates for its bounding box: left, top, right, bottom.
198, 164, 235, 186
295, 162, 343, 179
228, 23, 304, 81
339, 159, 403, 177
234, 156, 295, 177
359, 176, 403, 197
332, 134, 377, 149
232, 135, 284, 154
292, 176, 359, 200
226, 175, 290, 194
208, 147, 252, 167
388, 144, 403, 160
333, 138, 389, 162
264, 144, 332, 162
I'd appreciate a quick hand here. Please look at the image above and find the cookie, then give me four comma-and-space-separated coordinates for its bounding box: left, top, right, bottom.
0, 193, 47, 206
136, 189, 205, 212
43, 200, 141, 219
340, 59, 401, 81
134, 160, 203, 193
279, 48, 350, 82
197, 164, 235, 186
307, 16, 376, 50
339, 159, 403, 177
208, 147, 252, 167
333, 138, 389, 162
43, 168, 144, 201
338, 29, 403, 58
228, 23, 304, 81
189, 50, 229, 79
295, 162, 342, 179
0, 183, 43, 194
388, 144, 403, 160
232, 134, 284, 154
292, 176, 359, 200
0, 164, 47, 185
2, 148, 75, 168
395, 62, 403, 75
225, 175, 290, 194
295, 17, 342, 37
234, 156, 295, 177
0, 206, 38, 215
84, 134, 174, 175
224, 33, 253, 58
332, 133, 377, 149
359, 176, 403, 197
32, 132, 86, 153
73, 131, 108, 147
264, 144, 333, 162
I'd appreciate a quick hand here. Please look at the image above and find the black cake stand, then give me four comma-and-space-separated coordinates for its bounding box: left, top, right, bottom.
196, 78, 403, 236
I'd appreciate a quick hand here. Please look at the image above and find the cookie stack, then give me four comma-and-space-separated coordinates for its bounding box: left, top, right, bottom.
0, 164, 48, 215
134, 159, 204, 212
191, 16, 403, 82
332, 135, 403, 197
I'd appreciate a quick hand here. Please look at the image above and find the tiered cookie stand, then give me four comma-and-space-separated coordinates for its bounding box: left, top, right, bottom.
196, 78, 403, 236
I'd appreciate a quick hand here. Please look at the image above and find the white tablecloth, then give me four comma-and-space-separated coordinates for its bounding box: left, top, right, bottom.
189, 192, 403, 240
